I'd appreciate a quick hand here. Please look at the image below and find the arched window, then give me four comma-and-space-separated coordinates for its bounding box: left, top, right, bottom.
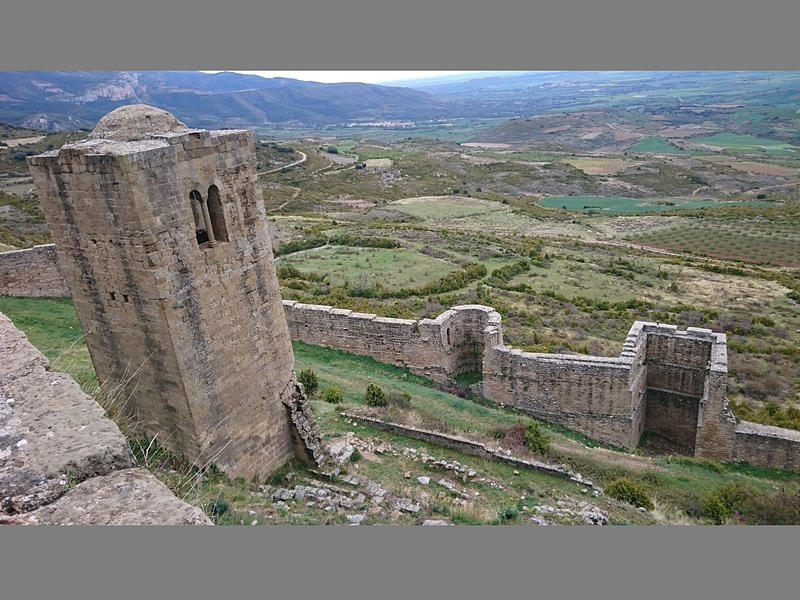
189, 190, 208, 244
207, 185, 228, 242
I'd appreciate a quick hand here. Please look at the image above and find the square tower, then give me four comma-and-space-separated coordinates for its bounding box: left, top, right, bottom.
27, 105, 307, 479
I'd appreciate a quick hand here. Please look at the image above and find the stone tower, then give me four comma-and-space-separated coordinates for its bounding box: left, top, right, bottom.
27, 104, 324, 479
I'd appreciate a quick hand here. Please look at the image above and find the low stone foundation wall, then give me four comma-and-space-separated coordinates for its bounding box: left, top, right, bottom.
0, 311, 211, 525
343, 412, 597, 490
732, 421, 800, 472
0, 244, 69, 297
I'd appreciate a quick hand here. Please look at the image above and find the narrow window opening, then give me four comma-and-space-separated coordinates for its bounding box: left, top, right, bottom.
207, 185, 229, 242
189, 190, 209, 245
109, 291, 116, 301
122, 294, 129, 303
446, 327, 451, 345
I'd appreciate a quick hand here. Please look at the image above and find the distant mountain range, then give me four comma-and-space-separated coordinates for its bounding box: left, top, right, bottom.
0, 71, 448, 131
1, 70, 799, 134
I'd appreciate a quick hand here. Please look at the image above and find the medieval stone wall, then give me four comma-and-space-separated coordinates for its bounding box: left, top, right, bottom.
482, 350, 640, 448
643, 389, 701, 453
283, 301, 800, 472
0, 311, 211, 524
0, 244, 69, 297
283, 301, 500, 383
732, 421, 800, 471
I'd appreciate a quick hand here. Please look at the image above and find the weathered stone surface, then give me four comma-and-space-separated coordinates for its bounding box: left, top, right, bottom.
0, 245, 69, 298
1, 314, 135, 514
27, 105, 322, 480
89, 104, 189, 141
732, 421, 800, 471
284, 302, 500, 384
282, 375, 330, 467
23, 468, 212, 525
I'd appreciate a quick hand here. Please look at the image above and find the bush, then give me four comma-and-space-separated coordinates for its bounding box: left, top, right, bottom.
524, 420, 551, 454
365, 382, 387, 407
321, 386, 344, 404
297, 369, 318, 397
703, 495, 731, 525
605, 478, 654, 511
207, 498, 229, 518
499, 505, 519, 522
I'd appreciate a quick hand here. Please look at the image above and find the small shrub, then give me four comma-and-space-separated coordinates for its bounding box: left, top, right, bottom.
365, 382, 387, 407
499, 505, 519, 522
524, 420, 551, 454
349, 448, 362, 462
703, 495, 731, 525
207, 498, 229, 519
297, 369, 318, 396
321, 385, 344, 404
605, 478, 654, 511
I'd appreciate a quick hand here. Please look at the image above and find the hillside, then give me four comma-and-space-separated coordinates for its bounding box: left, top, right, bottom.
0, 71, 447, 130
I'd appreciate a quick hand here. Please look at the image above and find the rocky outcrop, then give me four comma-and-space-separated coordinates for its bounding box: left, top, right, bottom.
0, 312, 211, 524
20, 468, 211, 525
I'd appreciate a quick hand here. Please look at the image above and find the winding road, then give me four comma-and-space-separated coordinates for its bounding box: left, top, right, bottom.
258, 151, 307, 175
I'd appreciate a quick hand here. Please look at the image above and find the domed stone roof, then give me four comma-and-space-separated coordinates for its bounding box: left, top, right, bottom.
89, 104, 189, 141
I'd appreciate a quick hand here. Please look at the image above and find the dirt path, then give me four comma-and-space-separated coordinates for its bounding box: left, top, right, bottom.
742, 178, 800, 195
258, 151, 307, 175
267, 186, 301, 213
553, 438, 668, 473
607, 123, 645, 139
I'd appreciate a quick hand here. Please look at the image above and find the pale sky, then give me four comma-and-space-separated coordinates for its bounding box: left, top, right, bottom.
206, 71, 486, 85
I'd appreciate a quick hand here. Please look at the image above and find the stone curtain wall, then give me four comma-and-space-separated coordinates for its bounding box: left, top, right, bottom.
283, 301, 500, 383
0, 244, 69, 297
482, 350, 641, 448
0, 312, 211, 524
285, 302, 800, 471
732, 422, 800, 471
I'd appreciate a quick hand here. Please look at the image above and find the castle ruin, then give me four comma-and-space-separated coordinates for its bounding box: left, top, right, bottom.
26, 105, 325, 479
0, 103, 795, 478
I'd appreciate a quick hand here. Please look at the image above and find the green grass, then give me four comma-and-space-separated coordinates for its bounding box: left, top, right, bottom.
277, 246, 456, 289
693, 133, 799, 155
538, 196, 762, 214
390, 197, 507, 221
0, 295, 96, 390
628, 137, 694, 154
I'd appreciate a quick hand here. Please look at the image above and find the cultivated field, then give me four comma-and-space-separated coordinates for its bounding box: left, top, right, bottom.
538, 195, 763, 214
629, 219, 800, 268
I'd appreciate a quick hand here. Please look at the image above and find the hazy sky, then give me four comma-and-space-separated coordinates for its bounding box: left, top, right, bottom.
209, 71, 486, 85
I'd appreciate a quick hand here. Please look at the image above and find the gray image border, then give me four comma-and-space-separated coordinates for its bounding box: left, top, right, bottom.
1, 0, 800, 599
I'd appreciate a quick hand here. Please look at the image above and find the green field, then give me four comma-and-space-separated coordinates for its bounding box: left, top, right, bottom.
0, 295, 96, 390
277, 246, 456, 289
629, 219, 800, 268
693, 133, 799, 155
538, 196, 762, 214
627, 137, 694, 154
390, 197, 507, 220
